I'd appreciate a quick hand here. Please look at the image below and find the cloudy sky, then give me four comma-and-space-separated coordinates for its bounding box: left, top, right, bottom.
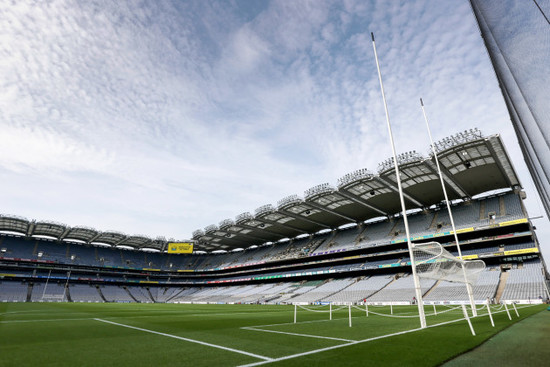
0, 0, 548, 257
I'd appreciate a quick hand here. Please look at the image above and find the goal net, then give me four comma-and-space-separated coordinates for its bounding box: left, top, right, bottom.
413, 242, 485, 285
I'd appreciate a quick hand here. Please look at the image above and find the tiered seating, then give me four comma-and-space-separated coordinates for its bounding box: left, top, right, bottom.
0, 237, 36, 258
392, 212, 434, 239
501, 262, 548, 301
460, 246, 501, 256
503, 242, 535, 251
126, 286, 152, 302
435, 201, 481, 230
0, 281, 28, 302
366, 275, 436, 303
360, 220, 394, 245
149, 287, 185, 302
144, 252, 167, 269
241, 245, 277, 264
167, 287, 203, 303
120, 250, 148, 268
99, 285, 133, 302
273, 280, 323, 304
312, 227, 360, 254
252, 283, 295, 303
96, 247, 124, 267
34, 241, 68, 263
168, 254, 206, 271
484, 196, 501, 219
30, 282, 67, 302
422, 281, 469, 302
472, 268, 501, 300
424, 268, 501, 302
502, 193, 524, 218
216, 284, 265, 303
69, 284, 103, 302
290, 278, 354, 303
268, 236, 323, 261
183, 286, 235, 303
68, 243, 97, 265
197, 252, 234, 270
327, 275, 394, 303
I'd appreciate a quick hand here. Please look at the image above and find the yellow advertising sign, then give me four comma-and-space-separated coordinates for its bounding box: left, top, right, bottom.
503, 248, 538, 256
499, 218, 528, 227
453, 227, 474, 234
167, 242, 194, 254
461, 254, 479, 260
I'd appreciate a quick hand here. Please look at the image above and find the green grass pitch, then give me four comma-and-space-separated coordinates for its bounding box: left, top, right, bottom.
0, 302, 546, 366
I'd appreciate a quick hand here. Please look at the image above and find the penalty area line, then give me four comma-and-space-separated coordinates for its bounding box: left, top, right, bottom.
93, 318, 272, 362
238, 304, 540, 367
242, 326, 355, 342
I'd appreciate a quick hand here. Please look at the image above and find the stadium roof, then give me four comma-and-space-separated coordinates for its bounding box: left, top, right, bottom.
0, 214, 167, 251
0, 129, 520, 252
192, 129, 521, 250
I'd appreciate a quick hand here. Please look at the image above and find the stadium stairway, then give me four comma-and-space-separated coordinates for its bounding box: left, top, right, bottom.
422, 279, 441, 298
495, 271, 510, 303
355, 226, 368, 245
389, 220, 399, 239
26, 283, 33, 302
499, 196, 506, 216
322, 278, 358, 301
32, 241, 38, 256
97, 286, 108, 302
428, 212, 439, 230
123, 286, 139, 302
366, 275, 398, 300
167, 288, 187, 303
479, 200, 486, 220
147, 288, 156, 302
65, 284, 73, 302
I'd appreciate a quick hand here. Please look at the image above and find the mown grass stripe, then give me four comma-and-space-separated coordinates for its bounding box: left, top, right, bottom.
237, 305, 538, 366
94, 318, 273, 361
242, 326, 355, 342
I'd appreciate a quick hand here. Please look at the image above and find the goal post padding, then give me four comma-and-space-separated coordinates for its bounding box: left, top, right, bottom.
413, 241, 485, 285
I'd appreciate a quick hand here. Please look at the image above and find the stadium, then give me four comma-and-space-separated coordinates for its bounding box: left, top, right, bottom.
2, 129, 549, 365
2, 1, 550, 366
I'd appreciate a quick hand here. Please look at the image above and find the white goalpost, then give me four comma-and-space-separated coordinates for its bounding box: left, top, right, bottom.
371, 33, 489, 328
371, 32, 427, 328
420, 99, 479, 316
413, 242, 486, 285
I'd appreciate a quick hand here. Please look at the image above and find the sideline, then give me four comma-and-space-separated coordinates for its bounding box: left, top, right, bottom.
442, 308, 550, 366
238, 304, 537, 367
94, 318, 273, 362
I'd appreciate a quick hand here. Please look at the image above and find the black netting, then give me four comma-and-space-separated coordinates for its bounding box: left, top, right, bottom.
469, 0, 550, 217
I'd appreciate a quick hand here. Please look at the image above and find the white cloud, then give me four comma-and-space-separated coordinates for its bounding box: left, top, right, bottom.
0, 0, 548, 260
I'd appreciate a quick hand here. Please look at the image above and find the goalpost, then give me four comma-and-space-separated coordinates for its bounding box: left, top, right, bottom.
371, 33, 487, 327
420, 99, 478, 316
413, 242, 486, 285
371, 32, 427, 328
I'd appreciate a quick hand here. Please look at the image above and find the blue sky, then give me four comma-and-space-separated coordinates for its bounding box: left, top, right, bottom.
0, 0, 548, 258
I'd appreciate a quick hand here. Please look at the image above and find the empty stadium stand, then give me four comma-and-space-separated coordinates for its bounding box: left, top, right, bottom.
0, 131, 549, 305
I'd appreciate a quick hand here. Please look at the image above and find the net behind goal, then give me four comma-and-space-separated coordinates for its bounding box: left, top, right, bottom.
413, 242, 485, 285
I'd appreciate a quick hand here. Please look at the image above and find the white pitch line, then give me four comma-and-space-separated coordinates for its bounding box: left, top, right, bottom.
242, 327, 354, 342
0, 310, 290, 324
238, 304, 538, 367
246, 313, 372, 329
0, 317, 95, 324
94, 318, 273, 362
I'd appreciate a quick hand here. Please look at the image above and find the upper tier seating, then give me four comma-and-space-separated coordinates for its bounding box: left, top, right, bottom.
500, 261, 548, 301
